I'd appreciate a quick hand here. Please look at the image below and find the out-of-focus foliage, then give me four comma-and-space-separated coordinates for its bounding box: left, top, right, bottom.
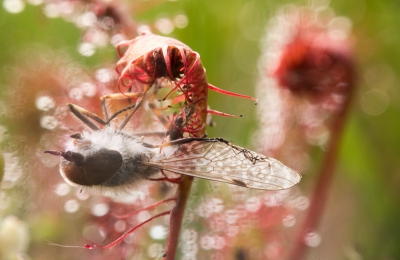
0, 0, 399, 259
0, 151, 3, 183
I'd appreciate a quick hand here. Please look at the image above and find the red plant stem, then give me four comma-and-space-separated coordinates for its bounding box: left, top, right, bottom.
164, 175, 194, 260
288, 93, 354, 260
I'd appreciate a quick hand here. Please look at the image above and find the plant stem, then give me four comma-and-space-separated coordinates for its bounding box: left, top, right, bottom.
164, 175, 194, 260
288, 93, 354, 259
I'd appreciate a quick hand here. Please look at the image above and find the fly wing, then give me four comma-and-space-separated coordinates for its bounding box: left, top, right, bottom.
145, 139, 301, 190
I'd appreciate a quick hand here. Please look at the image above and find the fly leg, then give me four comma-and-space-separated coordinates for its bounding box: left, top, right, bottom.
67, 92, 143, 130
147, 170, 183, 184
141, 137, 224, 149
99, 92, 145, 130
147, 83, 174, 130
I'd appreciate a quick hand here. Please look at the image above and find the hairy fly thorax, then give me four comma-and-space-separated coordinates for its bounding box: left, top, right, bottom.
53, 127, 160, 190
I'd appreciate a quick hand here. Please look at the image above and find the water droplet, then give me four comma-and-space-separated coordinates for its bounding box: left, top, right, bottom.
265, 241, 282, 259
68, 88, 83, 100
174, 14, 189, 28
95, 68, 114, 83
40, 115, 58, 130
263, 194, 283, 207
114, 220, 126, 233
295, 196, 309, 210
83, 225, 106, 243
214, 236, 226, 250
35, 95, 55, 111
360, 89, 389, 116
328, 17, 352, 39
76, 12, 97, 28
0, 192, 11, 210
182, 240, 198, 255
211, 198, 224, 213
0, 216, 29, 254
225, 210, 239, 224
3, 0, 25, 14
43, 3, 59, 18
91, 203, 109, 217
54, 183, 71, 196
304, 232, 321, 247
88, 30, 109, 48
78, 42, 95, 56
110, 34, 126, 47
226, 226, 239, 237
137, 211, 150, 222
200, 235, 214, 250
182, 229, 197, 243
137, 25, 151, 35
147, 243, 164, 258
64, 199, 80, 213
155, 18, 174, 35
150, 225, 167, 240
99, 16, 114, 30
79, 83, 96, 97
124, 233, 135, 244
306, 124, 330, 146
2, 153, 23, 189
245, 196, 261, 212
328, 30, 347, 41
197, 198, 224, 218
282, 214, 296, 227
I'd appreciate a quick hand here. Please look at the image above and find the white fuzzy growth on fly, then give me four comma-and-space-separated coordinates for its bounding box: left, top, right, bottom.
66, 127, 154, 157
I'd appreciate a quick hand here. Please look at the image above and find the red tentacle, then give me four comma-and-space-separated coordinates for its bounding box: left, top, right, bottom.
208, 84, 258, 103
207, 109, 242, 118
162, 46, 175, 80
116, 40, 132, 58
85, 210, 172, 250
112, 198, 176, 219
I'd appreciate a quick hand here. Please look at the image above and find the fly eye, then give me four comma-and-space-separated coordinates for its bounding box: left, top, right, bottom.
50, 149, 123, 186
81, 149, 123, 185
60, 162, 91, 186
70, 133, 81, 139
62, 151, 84, 163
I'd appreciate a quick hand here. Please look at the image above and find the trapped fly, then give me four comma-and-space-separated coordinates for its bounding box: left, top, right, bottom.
45, 102, 301, 191
44, 33, 301, 191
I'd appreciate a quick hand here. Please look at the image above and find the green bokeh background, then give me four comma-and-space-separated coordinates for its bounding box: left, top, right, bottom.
0, 0, 399, 259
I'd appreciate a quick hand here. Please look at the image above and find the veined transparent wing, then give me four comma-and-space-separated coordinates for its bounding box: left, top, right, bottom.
144, 139, 301, 190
